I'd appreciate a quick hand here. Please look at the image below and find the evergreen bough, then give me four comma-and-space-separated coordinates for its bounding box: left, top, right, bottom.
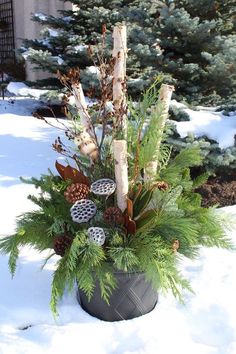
21, 0, 236, 104
0, 88, 234, 317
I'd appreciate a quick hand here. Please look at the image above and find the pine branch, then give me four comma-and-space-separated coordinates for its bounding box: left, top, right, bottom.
108, 246, 139, 272
159, 147, 203, 186
95, 265, 117, 304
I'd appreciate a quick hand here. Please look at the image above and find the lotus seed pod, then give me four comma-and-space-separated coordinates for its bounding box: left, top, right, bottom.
88, 227, 106, 246
70, 199, 97, 223
90, 178, 116, 196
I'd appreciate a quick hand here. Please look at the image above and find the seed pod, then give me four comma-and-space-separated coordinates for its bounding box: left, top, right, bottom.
90, 178, 116, 196
70, 199, 97, 223
88, 227, 106, 246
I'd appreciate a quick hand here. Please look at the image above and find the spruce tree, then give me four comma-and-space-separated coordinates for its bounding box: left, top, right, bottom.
22, 0, 236, 104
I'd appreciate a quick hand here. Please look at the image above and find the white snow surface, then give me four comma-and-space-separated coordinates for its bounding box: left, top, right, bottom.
47, 29, 59, 38
34, 13, 48, 21
172, 101, 236, 149
7, 82, 48, 99
1, 97, 236, 354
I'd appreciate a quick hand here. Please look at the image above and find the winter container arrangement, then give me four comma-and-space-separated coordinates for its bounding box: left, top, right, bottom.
0, 25, 234, 321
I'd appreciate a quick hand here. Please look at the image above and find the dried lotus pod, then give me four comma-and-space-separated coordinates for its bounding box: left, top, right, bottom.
64, 183, 89, 203
70, 199, 97, 223
88, 227, 106, 246
90, 178, 116, 196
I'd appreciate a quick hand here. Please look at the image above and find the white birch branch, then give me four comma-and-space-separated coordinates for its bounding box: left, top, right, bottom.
113, 140, 129, 212
72, 83, 95, 137
72, 83, 99, 162
112, 25, 127, 136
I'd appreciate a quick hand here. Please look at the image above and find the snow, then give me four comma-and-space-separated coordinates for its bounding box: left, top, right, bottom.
34, 13, 48, 21
7, 82, 48, 100
63, 16, 73, 23
86, 65, 101, 75
53, 56, 64, 65
172, 101, 236, 149
47, 29, 59, 38
73, 45, 87, 52
1, 95, 236, 354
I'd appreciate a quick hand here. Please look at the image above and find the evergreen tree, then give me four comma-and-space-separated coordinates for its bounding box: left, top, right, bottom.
156, 0, 236, 104
22, 0, 236, 104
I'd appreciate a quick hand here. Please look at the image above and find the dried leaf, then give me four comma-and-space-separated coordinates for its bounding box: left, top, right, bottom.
127, 219, 136, 234
127, 198, 133, 219
55, 161, 90, 186
124, 214, 136, 235
55, 160, 66, 179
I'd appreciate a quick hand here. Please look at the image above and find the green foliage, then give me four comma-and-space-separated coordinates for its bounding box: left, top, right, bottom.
167, 127, 236, 175
21, 0, 236, 104
108, 246, 139, 271
0, 86, 234, 318
131, 233, 193, 300
159, 146, 203, 186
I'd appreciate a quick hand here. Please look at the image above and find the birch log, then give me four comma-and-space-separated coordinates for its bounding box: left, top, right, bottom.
145, 84, 174, 180
112, 25, 127, 135
72, 83, 95, 138
72, 83, 99, 162
113, 140, 129, 212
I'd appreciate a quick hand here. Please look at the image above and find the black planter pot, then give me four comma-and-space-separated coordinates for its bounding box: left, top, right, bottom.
77, 270, 158, 322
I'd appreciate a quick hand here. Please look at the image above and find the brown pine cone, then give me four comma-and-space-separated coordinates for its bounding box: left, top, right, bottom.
154, 181, 169, 191
64, 183, 89, 203
103, 207, 124, 226
53, 234, 73, 256
172, 239, 180, 253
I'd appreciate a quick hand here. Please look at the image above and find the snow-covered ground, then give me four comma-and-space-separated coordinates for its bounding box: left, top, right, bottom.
172, 100, 236, 149
0, 96, 236, 354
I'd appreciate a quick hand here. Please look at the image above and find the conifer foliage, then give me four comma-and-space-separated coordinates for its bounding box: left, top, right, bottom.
21, 0, 236, 104
1, 28, 234, 317
0, 91, 233, 316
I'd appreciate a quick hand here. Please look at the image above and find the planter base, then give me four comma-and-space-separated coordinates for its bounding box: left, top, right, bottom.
77, 271, 158, 321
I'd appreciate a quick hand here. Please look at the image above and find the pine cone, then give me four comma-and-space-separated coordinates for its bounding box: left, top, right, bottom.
64, 183, 89, 203
103, 207, 124, 226
154, 181, 169, 191
53, 234, 73, 256
172, 239, 180, 253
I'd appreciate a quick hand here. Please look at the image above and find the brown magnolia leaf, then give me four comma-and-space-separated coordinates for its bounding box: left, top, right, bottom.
55, 161, 90, 186
55, 160, 66, 179
124, 214, 136, 235
63, 165, 90, 186
127, 198, 133, 219
127, 219, 136, 235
